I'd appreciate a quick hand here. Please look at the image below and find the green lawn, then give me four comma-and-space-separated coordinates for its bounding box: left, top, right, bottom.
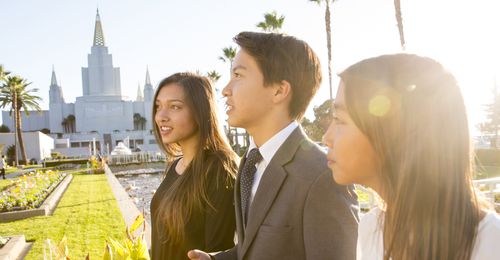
0, 179, 13, 191
0, 171, 125, 259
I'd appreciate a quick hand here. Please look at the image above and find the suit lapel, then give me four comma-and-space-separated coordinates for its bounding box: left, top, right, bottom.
239, 127, 307, 256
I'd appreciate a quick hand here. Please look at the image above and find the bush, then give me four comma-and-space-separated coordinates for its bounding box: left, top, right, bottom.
50, 152, 64, 160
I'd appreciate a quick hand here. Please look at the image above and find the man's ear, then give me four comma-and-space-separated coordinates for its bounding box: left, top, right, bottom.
272, 80, 292, 104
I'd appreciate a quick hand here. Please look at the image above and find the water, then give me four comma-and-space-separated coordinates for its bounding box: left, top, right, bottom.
116, 172, 163, 225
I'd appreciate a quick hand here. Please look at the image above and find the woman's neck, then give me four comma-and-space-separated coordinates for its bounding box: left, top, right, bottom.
177, 138, 198, 174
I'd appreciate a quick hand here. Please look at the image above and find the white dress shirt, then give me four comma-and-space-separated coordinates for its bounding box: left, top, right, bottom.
246, 121, 298, 204
357, 207, 500, 260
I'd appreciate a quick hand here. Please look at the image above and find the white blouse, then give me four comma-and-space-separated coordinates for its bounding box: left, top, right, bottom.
357, 208, 500, 260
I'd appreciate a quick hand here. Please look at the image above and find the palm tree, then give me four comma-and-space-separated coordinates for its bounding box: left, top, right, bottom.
256, 11, 285, 33
394, 0, 406, 50
310, 0, 334, 100
0, 65, 10, 83
139, 117, 147, 130
67, 114, 76, 133
0, 76, 42, 165
133, 113, 141, 130
206, 70, 221, 84
218, 47, 237, 66
61, 118, 68, 133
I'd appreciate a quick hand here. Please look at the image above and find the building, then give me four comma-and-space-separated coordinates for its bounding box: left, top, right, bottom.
0, 132, 54, 162
1, 10, 159, 156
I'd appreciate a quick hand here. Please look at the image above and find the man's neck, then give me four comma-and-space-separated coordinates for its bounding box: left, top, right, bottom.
248, 118, 294, 147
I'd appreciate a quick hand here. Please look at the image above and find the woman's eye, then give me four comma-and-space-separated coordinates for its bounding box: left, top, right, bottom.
171, 105, 181, 110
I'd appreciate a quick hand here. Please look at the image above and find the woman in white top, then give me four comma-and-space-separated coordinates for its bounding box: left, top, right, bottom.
322, 53, 500, 260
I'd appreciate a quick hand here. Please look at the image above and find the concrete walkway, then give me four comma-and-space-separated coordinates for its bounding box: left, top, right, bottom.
104, 165, 151, 248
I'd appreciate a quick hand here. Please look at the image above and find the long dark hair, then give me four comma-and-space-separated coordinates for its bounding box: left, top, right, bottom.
152, 72, 238, 245
340, 54, 489, 259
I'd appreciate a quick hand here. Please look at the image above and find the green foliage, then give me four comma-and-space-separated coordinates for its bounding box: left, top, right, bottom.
302, 99, 333, 141
0, 170, 66, 212
0, 172, 125, 259
45, 236, 70, 260
256, 10, 285, 33
105, 214, 150, 260
206, 70, 221, 83
219, 46, 237, 64
0, 124, 10, 133
44, 159, 90, 168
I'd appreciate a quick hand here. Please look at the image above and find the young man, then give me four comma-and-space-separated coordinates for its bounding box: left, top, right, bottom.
188, 32, 358, 260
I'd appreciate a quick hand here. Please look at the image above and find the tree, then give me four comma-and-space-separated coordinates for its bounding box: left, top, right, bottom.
61, 118, 68, 133
0, 65, 10, 83
133, 113, 147, 130
394, 0, 406, 50
0, 75, 42, 165
478, 85, 500, 148
256, 11, 285, 33
206, 70, 221, 83
301, 99, 333, 141
310, 0, 334, 100
0, 125, 9, 133
218, 46, 237, 66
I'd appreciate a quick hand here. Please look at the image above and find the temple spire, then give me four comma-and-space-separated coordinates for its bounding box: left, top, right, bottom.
136, 82, 144, 101
145, 67, 151, 85
51, 65, 58, 85
93, 9, 105, 46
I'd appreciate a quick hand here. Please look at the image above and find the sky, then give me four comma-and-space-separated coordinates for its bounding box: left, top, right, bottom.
1, 0, 499, 135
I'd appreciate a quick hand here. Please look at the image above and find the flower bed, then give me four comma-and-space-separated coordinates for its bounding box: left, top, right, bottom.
0, 170, 67, 212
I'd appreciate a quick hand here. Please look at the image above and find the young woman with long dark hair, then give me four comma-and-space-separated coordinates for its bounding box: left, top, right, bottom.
150, 72, 238, 260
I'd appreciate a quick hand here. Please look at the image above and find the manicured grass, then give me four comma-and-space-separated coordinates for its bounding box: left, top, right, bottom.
0, 171, 125, 259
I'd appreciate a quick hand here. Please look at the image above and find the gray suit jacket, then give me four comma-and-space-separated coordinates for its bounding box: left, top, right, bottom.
213, 127, 359, 260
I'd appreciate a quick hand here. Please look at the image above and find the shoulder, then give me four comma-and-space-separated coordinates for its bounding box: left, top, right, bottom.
472, 211, 500, 259
287, 138, 328, 181
476, 211, 500, 239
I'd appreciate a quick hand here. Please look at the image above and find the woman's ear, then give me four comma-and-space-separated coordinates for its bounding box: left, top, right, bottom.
272, 80, 292, 104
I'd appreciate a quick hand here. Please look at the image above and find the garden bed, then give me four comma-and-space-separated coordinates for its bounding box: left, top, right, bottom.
0, 171, 125, 259
0, 171, 73, 222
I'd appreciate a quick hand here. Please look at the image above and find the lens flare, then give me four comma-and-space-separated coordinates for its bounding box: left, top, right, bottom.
369, 95, 391, 117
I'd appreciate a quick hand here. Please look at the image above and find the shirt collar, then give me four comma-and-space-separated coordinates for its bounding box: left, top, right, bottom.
247, 121, 299, 164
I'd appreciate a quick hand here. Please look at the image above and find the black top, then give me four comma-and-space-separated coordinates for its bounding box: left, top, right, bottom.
150, 158, 236, 260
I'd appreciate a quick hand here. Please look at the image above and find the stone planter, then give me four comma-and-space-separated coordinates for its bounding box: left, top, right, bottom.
0, 235, 27, 260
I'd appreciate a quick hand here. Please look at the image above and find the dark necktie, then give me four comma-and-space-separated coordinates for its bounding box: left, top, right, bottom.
240, 148, 263, 226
